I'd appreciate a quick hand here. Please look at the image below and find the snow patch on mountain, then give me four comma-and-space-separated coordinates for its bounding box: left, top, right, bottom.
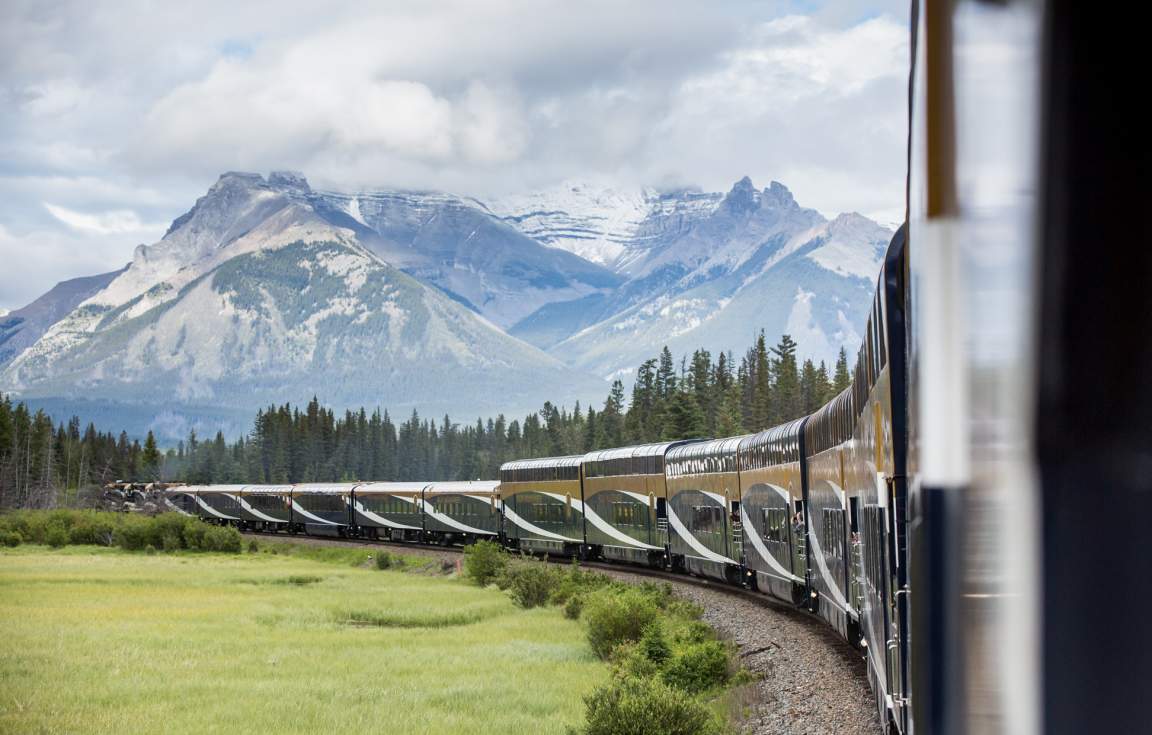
806, 213, 890, 279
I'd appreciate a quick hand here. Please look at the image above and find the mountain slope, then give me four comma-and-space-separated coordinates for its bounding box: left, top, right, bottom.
1, 175, 607, 438
498, 179, 891, 375
315, 188, 620, 328
0, 267, 126, 366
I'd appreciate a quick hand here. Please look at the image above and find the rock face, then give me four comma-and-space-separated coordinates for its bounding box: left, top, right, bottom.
0, 267, 125, 366
494, 178, 892, 375
1, 171, 892, 438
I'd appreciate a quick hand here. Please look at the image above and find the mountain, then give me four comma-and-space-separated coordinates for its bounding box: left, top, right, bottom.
0, 172, 607, 439
0, 267, 126, 366
312, 186, 620, 328
492, 177, 891, 376
1, 171, 891, 438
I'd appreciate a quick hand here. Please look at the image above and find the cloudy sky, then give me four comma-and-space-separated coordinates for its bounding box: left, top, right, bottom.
0, 0, 909, 312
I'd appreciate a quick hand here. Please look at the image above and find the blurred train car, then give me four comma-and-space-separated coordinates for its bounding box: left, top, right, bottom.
664, 437, 744, 583
193, 485, 245, 524
498, 456, 585, 557
351, 482, 427, 541
420, 481, 500, 545
289, 483, 353, 535
737, 419, 808, 604
162, 486, 198, 517
237, 485, 292, 531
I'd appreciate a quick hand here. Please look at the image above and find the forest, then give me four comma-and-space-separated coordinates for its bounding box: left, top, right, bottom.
0, 332, 850, 509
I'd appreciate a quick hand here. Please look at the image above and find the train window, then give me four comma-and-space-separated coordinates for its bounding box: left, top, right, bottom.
612, 502, 635, 526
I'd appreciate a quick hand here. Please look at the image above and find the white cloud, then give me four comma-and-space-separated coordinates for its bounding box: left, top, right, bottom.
0, 0, 911, 304
43, 203, 165, 236
0, 224, 131, 310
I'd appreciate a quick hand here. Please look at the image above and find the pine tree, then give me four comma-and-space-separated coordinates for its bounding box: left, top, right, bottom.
752, 332, 772, 430
834, 347, 851, 393
771, 334, 801, 423
142, 431, 161, 481
661, 391, 706, 440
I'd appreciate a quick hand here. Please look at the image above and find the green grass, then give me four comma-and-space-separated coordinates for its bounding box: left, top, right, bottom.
0, 545, 607, 735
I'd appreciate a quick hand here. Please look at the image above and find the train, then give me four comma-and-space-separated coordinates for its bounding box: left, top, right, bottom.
163, 225, 913, 731
158, 2, 1151, 734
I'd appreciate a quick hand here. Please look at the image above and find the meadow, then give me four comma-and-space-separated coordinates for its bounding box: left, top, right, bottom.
0, 545, 608, 735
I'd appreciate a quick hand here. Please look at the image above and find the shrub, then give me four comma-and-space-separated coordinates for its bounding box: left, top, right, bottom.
564, 594, 585, 620
45, 524, 70, 548
162, 532, 183, 552
113, 516, 154, 551
611, 642, 661, 681
144, 544, 158, 555
504, 562, 564, 609
1, 530, 24, 547
201, 525, 242, 553
181, 517, 207, 550
583, 587, 661, 659
577, 675, 719, 735
374, 552, 393, 570
153, 514, 191, 549
639, 621, 671, 665
662, 641, 731, 693
550, 564, 612, 605
462, 539, 506, 586
67, 512, 116, 546
675, 621, 715, 646
247, 539, 260, 553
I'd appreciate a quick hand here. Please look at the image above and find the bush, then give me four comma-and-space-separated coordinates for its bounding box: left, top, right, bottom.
247, 539, 260, 553
144, 544, 158, 555
45, 524, 70, 548
611, 642, 661, 681
504, 562, 564, 609
153, 514, 191, 549
639, 621, 671, 665
462, 539, 506, 586
583, 587, 661, 659
162, 532, 183, 552
181, 517, 207, 550
113, 516, 155, 551
550, 563, 612, 605
1, 530, 24, 547
201, 525, 242, 553
375, 552, 393, 570
564, 594, 585, 620
576, 676, 719, 735
67, 512, 116, 546
662, 641, 731, 693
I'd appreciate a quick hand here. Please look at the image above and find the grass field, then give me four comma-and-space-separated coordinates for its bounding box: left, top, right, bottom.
0, 546, 608, 735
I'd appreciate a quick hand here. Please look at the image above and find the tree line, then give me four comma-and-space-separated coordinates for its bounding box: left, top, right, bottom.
0, 332, 851, 506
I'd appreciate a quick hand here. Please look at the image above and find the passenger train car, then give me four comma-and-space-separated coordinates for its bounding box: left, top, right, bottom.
161, 2, 1150, 732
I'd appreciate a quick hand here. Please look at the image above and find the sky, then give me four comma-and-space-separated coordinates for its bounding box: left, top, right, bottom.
0, 0, 910, 312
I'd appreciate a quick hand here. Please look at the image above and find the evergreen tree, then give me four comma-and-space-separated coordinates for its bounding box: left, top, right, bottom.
834, 347, 851, 393
661, 391, 706, 440
141, 430, 161, 481
771, 334, 801, 423
752, 332, 772, 430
